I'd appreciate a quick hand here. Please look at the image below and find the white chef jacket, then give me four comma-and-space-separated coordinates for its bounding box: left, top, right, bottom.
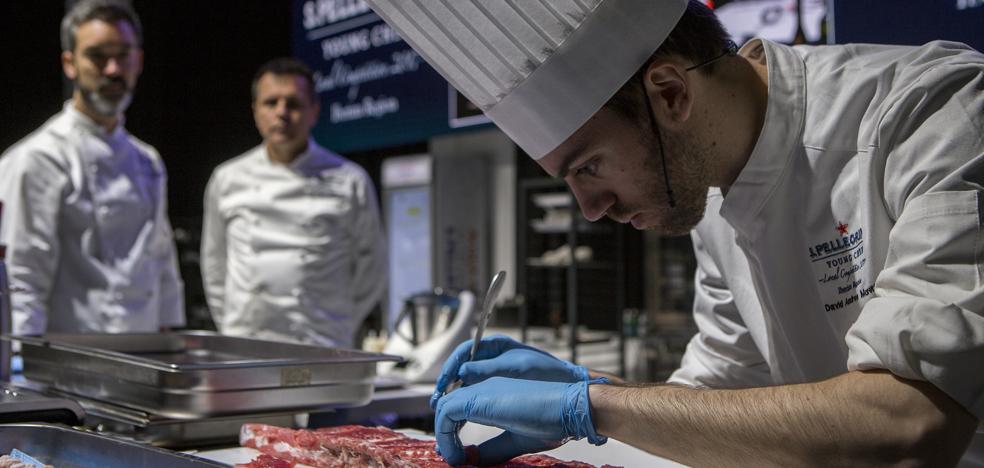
200, 140, 387, 348
668, 40, 984, 463
0, 102, 185, 334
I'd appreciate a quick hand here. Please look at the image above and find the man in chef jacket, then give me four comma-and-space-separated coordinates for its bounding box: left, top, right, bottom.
367, 0, 984, 466
0, 0, 185, 334
200, 57, 386, 349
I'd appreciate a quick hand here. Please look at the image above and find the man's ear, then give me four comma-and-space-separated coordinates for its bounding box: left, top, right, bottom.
641, 60, 693, 128
62, 50, 77, 80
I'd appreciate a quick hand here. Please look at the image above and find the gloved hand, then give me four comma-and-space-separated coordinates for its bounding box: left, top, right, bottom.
430, 335, 589, 409
434, 376, 609, 466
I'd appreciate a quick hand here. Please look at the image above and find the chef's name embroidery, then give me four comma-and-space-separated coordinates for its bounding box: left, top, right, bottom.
809, 226, 863, 260
823, 284, 875, 312
810, 223, 872, 312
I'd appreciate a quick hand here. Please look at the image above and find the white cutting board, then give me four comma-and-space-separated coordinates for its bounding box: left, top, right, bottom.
194, 425, 685, 468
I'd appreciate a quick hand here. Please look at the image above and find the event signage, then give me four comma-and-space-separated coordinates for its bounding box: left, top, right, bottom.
292, 0, 490, 153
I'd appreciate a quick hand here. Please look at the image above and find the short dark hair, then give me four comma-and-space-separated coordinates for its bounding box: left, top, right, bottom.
61, 0, 143, 52
605, 0, 731, 121
251, 57, 318, 103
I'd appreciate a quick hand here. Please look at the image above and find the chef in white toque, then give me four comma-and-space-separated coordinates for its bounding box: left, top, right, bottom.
366, 1, 984, 466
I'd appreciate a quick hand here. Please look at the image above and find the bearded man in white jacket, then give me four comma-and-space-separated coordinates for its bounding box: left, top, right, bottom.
0, 0, 184, 335
200, 58, 386, 349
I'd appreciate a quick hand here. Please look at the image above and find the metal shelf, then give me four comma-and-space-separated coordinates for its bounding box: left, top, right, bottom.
525, 259, 613, 269
517, 178, 627, 374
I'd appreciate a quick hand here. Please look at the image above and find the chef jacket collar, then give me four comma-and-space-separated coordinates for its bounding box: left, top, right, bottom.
263, 139, 343, 174
60, 100, 128, 144
261, 139, 313, 169
719, 39, 806, 238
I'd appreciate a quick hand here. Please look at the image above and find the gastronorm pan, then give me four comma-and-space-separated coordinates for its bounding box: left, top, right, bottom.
7, 331, 401, 418
0, 423, 226, 467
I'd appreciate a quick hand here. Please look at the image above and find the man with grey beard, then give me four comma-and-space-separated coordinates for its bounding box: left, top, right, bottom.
0, 0, 184, 335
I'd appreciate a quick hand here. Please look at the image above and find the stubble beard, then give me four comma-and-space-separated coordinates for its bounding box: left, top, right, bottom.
608, 126, 711, 236
79, 79, 133, 118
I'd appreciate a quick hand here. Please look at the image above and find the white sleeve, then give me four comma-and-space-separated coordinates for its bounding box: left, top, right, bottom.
350, 169, 387, 322
199, 171, 228, 324
155, 169, 185, 328
668, 228, 773, 389
156, 217, 185, 328
846, 55, 984, 419
0, 149, 64, 335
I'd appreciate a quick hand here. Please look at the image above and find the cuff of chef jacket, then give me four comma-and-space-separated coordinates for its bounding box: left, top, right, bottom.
846, 300, 984, 421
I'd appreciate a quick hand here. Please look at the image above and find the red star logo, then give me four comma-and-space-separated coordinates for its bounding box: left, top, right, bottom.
836, 222, 849, 235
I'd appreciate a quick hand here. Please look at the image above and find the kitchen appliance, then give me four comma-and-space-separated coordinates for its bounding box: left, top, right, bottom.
381, 154, 489, 332
379, 288, 475, 383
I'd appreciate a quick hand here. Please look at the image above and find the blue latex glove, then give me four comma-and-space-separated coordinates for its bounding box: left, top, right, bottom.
434, 376, 608, 466
430, 335, 589, 409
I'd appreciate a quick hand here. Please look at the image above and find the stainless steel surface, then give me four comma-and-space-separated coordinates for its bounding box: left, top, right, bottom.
23, 359, 374, 418
85, 411, 297, 449
0, 423, 226, 467
446, 270, 507, 393
0, 384, 84, 424
82, 401, 298, 448
9, 331, 401, 418
13, 331, 399, 387
15, 380, 299, 448
467, 270, 507, 362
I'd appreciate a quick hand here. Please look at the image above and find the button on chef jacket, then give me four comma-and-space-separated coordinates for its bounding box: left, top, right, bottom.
200, 140, 387, 348
669, 39, 984, 462
0, 102, 186, 334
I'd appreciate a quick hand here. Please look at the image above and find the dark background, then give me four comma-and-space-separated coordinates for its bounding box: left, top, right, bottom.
831, 0, 984, 48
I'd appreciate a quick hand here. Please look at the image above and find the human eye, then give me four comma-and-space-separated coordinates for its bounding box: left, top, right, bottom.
573, 160, 598, 177
85, 50, 108, 64
285, 97, 303, 110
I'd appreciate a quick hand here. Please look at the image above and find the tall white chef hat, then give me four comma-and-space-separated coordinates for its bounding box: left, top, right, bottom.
365, 0, 688, 159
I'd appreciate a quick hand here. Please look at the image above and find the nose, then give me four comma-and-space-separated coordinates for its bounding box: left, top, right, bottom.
274, 99, 289, 117
569, 184, 614, 222
103, 57, 123, 76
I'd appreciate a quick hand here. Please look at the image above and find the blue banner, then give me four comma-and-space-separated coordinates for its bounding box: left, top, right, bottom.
292, 0, 490, 153
832, 0, 984, 49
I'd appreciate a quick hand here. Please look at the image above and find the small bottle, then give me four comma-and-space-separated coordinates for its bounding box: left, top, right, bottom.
0, 200, 11, 382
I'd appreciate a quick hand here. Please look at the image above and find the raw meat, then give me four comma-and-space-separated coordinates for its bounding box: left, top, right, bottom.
239, 423, 620, 468
239, 453, 296, 468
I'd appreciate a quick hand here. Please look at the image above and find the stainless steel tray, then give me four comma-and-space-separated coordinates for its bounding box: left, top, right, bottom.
12, 331, 401, 390
9, 331, 401, 418
14, 380, 299, 448
0, 384, 84, 425
0, 423, 226, 467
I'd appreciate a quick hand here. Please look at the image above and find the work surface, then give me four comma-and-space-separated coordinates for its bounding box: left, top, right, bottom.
195, 423, 685, 467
